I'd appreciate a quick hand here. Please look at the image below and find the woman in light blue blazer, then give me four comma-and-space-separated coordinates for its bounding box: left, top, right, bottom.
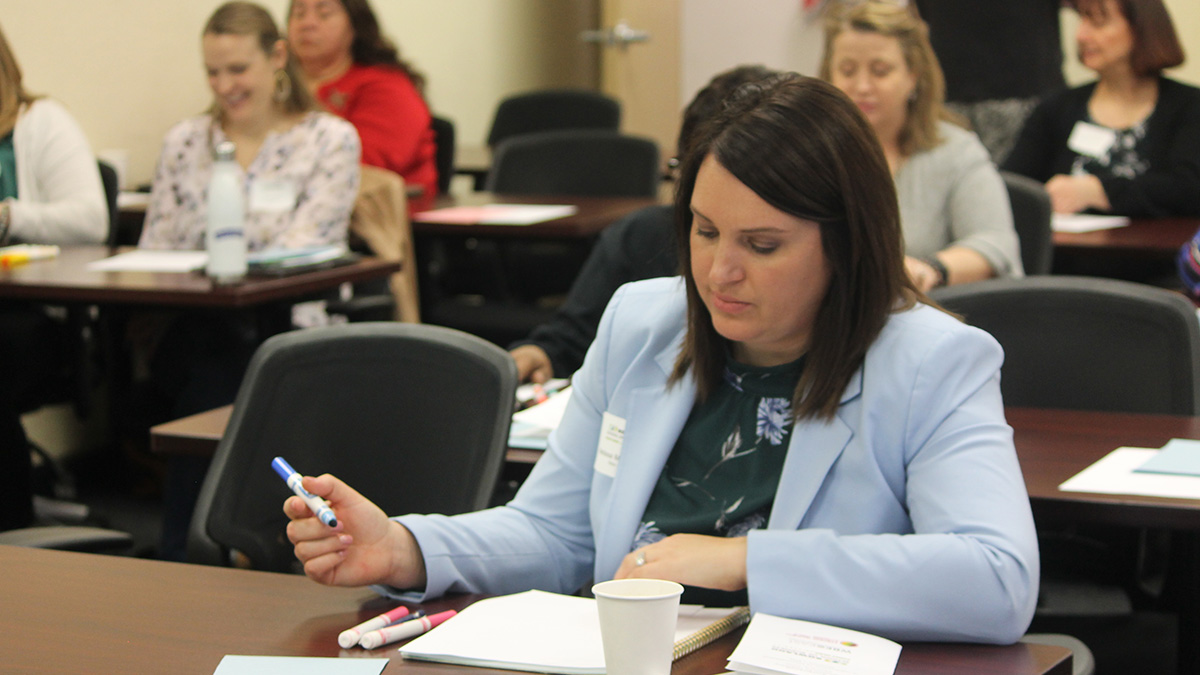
285, 74, 1039, 644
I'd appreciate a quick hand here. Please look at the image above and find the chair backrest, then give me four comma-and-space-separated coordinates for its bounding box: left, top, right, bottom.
351, 166, 421, 322
431, 115, 456, 195
930, 276, 1200, 415
1000, 171, 1053, 275
186, 322, 519, 572
486, 129, 660, 198
97, 160, 120, 246
486, 89, 620, 149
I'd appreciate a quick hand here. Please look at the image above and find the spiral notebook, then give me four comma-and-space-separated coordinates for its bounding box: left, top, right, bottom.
398, 589, 749, 675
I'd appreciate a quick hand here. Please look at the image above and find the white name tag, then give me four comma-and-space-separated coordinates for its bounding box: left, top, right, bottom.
1067, 121, 1117, 159
248, 178, 298, 213
594, 412, 626, 478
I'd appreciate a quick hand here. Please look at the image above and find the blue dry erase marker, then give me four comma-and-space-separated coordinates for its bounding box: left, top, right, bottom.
272, 456, 338, 528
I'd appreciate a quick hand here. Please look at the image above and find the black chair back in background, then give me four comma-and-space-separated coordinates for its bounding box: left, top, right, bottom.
931, 275, 1200, 657
97, 160, 120, 246
431, 115, 456, 195
487, 129, 660, 199
486, 89, 621, 149
1001, 171, 1054, 276
931, 276, 1200, 415
424, 130, 661, 346
186, 322, 519, 572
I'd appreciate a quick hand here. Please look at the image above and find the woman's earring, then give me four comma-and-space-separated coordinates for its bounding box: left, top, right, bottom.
274, 69, 292, 103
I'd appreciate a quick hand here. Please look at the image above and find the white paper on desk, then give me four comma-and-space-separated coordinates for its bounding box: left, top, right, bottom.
1051, 213, 1130, 233
86, 250, 207, 272
399, 589, 740, 675
728, 613, 901, 675
1059, 447, 1200, 499
212, 655, 387, 675
509, 387, 572, 450
412, 204, 577, 225
116, 191, 150, 209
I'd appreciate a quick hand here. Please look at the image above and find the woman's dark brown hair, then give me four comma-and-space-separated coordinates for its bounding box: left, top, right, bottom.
670, 73, 920, 421
332, 0, 426, 94
1069, 0, 1184, 76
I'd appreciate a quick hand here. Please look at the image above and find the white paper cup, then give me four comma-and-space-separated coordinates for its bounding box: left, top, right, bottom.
592, 578, 684, 675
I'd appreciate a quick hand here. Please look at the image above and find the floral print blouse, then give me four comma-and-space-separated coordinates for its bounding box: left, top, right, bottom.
139, 112, 360, 251
636, 355, 802, 605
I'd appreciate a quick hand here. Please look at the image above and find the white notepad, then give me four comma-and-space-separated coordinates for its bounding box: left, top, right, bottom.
727, 613, 901, 675
86, 250, 207, 272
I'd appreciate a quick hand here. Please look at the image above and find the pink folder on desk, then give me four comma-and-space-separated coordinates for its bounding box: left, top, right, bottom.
412, 204, 577, 225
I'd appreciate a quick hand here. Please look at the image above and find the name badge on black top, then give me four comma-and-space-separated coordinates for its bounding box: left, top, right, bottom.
1067, 121, 1117, 159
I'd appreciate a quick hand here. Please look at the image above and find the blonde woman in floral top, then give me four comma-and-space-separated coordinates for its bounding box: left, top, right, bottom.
140, 1, 359, 252
144, 1, 358, 563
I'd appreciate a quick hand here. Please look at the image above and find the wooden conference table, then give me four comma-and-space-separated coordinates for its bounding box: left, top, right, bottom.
153, 405, 1200, 673
1, 545, 1071, 674
412, 191, 660, 240
1051, 216, 1199, 255
0, 245, 401, 308
1051, 216, 1200, 282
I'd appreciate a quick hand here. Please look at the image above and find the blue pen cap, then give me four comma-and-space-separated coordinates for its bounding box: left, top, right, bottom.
271, 456, 296, 481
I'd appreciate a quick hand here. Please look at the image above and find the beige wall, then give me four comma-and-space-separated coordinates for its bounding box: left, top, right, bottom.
679, 0, 825, 107
3, 0, 597, 187
6, 0, 1199, 188
676, 0, 1200, 122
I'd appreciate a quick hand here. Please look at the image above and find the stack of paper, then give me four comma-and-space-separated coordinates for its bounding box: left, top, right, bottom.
728, 613, 901, 675
509, 387, 572, 450
86, 250, 208, 272
1051, 213, 1130, 233
247, 245, 353, 275
1060, 438, 1200, 499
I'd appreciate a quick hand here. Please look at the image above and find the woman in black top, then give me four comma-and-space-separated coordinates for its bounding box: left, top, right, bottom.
1003, 0, 1200, 218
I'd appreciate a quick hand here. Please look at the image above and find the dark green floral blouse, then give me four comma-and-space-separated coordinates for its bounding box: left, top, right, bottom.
636, 355, 803, 605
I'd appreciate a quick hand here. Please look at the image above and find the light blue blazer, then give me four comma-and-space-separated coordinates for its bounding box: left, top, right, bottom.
395, 278, 1038, 644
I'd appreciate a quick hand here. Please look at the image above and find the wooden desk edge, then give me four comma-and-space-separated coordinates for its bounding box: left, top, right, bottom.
2, 546, 1073, 675
150, 405, 232, 455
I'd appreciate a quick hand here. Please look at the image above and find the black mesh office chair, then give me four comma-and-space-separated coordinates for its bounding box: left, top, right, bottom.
486, 129, 660, 199
1001, 171, 1053, 276
186, 322, 518, 572
0, 164, 132, 552
932, 276, 1200, 675
931, 276, 1200, 414
431, 115, 456, 195
486, 89, 621, 150
424, 130, 661, 346
97, 161, 120, 245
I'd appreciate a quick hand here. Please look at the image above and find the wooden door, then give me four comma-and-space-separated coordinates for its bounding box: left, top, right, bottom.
592, 0, 682, 158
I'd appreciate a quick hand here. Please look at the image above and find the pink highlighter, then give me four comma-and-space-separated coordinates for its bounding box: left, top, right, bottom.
358, 609, 457, 649
338, 605, 412, 649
